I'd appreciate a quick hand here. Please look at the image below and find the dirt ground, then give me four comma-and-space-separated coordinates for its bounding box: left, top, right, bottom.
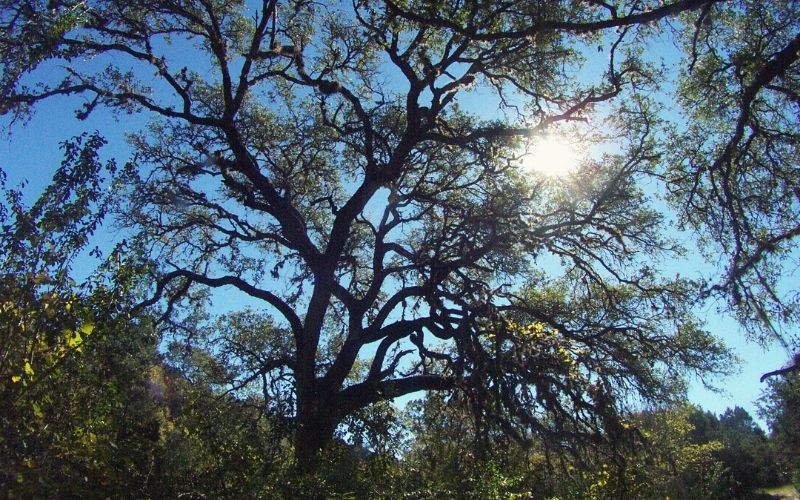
757, 485, 800, 500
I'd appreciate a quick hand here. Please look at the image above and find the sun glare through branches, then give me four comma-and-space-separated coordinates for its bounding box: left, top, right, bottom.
521, 134, 583, 176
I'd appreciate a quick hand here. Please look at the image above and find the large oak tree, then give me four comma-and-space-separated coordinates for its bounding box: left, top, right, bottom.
4, 0, 793, 470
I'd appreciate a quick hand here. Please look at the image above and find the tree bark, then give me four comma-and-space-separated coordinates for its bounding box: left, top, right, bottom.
294, 392, 337, 472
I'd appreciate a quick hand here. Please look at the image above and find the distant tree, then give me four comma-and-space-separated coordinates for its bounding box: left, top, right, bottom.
401, 391, 545, 497
759, 373, 800, 489
0, 0, 748, 471
716, 406, 782, 495
687, 408, 721, 444
400, 397, 738, 499
0, 135, 289, 497
605, 405, 732, 500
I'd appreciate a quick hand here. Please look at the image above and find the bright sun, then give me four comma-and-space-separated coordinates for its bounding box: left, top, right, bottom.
521, 135, 581, 176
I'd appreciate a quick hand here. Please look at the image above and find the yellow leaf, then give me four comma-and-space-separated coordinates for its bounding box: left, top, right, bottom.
79, 322, 95, 336
24, 362, 34, 377
11, 375, 21, 383
67, 331, 82, 348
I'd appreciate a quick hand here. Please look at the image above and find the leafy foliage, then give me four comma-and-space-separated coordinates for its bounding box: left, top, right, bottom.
0, 0, 797, 482
667, 0, 800, 353
0, 133, 140, 493
0, 136, 293, 496
760, 373, 800, 490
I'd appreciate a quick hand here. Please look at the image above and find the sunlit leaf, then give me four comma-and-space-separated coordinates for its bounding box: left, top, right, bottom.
79, 322, 95, 336
67, 331, 82, 348
31, 402, 43, 419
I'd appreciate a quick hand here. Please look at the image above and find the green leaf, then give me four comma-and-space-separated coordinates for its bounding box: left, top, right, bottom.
24, 361, 34, 377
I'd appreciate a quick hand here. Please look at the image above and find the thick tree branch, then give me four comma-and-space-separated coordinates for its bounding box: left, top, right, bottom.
133, 269, 303, 339
385, 0, 715, 38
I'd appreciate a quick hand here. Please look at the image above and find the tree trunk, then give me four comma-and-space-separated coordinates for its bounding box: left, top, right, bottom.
294, 394, 337, 473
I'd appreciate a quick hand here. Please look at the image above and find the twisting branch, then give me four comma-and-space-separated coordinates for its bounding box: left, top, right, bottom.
133, 269, 303, 339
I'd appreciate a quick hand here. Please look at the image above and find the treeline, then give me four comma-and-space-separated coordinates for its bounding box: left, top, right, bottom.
3, 306, 798, 499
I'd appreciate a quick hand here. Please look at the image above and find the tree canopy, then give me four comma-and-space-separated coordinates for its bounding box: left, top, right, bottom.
1, 0, 798, 473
